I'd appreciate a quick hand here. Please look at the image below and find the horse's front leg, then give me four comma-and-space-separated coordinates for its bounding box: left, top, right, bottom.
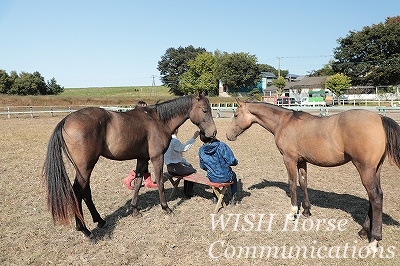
298, 161, 311, 217
283, 156, 299, 220
151, 155, 172, 215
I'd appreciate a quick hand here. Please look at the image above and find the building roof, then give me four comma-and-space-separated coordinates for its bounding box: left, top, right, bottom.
261, 72, 276, 78
263, 75, 329, 94
288, 76, 328, 89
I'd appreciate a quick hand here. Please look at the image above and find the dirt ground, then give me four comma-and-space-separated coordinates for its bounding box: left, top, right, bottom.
1, 108, 400, 266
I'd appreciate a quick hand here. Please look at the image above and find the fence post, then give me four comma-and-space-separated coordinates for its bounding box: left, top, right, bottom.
30, 106, 33, 118
7, 107, 10, 119
51, 107, 54, 117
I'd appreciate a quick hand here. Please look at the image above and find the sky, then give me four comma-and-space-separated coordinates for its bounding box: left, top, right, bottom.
1, 1, 399, 88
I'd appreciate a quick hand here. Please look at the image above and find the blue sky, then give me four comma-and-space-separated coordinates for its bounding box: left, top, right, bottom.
1, 1, 399, 88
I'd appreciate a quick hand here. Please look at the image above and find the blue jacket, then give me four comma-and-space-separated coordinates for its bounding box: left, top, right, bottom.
198, 139, 238, 183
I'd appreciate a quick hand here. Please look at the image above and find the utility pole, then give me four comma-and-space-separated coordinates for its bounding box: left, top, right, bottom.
151, 75, 156, 96
277, 57, 281, 77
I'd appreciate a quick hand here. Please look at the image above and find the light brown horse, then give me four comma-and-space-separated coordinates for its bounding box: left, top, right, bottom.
43, 93, 216, 238
226, 98, 400, 249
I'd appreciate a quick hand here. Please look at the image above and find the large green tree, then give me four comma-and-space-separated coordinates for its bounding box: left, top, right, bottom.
157, 45, 206, 95
308, 62, 336, 77
215, 51, 259, 93
179, 52, 218, 96
333, 16, 400, 86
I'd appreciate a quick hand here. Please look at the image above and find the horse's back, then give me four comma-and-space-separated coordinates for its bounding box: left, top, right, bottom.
336, 109, 386, 161
285, 109, 386, 167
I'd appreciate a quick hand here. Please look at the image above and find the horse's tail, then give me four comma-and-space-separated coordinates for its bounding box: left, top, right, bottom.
42, 118, 82, 225
382, 116, 400, 168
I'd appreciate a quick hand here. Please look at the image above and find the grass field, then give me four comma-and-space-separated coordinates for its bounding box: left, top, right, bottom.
0, 86, 239, 107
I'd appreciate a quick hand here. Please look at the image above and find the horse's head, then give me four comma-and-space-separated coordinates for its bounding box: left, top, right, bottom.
190, 93, 217, 138
226, 98, 252, 141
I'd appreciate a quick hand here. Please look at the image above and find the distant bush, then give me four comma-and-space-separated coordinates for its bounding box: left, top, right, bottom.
0, 69, 64, 95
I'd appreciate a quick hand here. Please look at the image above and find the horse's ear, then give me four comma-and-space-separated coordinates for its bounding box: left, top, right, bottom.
236, 97, 244, 107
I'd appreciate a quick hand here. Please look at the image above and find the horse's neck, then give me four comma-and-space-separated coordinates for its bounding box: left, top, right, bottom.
165, 115, 190, 134
250, 104, 288, 134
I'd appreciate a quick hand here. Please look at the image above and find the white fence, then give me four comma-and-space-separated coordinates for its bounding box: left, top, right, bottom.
2, 102, 399, 119
0, 105, 237, 119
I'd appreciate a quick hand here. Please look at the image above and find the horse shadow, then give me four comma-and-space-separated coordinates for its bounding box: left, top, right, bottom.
89, 186, 181, 242
248, 179, 400, 227
89, 179, 252, 241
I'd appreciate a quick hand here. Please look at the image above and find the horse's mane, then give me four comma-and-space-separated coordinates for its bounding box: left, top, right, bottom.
155, 95, 194, 122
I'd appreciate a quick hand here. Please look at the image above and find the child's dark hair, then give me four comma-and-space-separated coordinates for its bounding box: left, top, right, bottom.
200, 131, 213, 143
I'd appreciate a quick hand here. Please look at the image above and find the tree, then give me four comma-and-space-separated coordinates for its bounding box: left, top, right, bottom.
157, 45, 206, 95
333, 16, 400, 86
9, 72, 40, 95
2, 70, 63, 95
46, 77, 64, 95
0, 69, 11, 94
308, 61, 336, 77
32, 71, 47, 95
256, 63, 290, 79
179, 52, 218, 96
215, 51, 259, 93
272, 76, 286, 96
325, 73, 351, 101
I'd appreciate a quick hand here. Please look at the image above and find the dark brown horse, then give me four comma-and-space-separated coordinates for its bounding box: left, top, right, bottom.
43, 93, 217, 237
226, 98, 400, 249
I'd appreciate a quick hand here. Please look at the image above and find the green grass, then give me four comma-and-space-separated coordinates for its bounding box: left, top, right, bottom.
62, 86, 171, 98
0, 86, 238, 107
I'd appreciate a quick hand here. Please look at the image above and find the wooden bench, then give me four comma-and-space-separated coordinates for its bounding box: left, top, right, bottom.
163, 172, 233, 213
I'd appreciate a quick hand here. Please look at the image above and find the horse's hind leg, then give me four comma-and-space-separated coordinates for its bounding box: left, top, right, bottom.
72, 177, 106, 238
82, 180, 107, 228
359, 203, 372, 240
358, 165, 383, 249
72, 179, 92, 237
298, 161, 311, 217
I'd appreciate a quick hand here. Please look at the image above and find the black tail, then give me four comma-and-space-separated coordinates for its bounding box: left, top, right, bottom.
43, 118, 82, 225
381, 116, 400, 168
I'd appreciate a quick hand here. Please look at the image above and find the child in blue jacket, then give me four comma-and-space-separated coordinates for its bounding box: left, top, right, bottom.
198, 131, 238, 205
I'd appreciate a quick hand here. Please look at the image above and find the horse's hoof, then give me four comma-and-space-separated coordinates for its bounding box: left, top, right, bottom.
79, 228, 92, 238
132, 210, 142, 218
97, 219, 107, 228
302, 210, 311, 218
163, 207, 173, 216
358, 228, 369, 240
368, 240, 379, 253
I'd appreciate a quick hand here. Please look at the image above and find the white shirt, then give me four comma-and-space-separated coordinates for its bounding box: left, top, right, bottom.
164, 134, 196, 165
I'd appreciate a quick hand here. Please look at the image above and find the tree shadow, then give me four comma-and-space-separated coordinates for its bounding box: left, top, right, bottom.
248, 179, 400, 227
